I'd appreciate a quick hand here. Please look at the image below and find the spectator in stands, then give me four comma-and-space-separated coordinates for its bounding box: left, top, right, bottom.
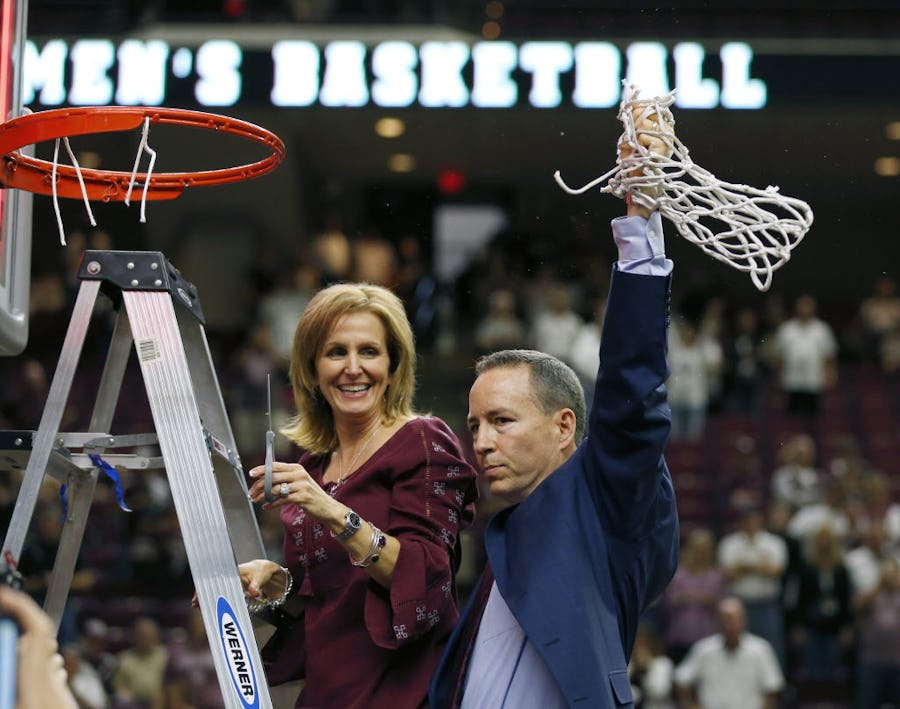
80, 618, 118, 696
788, 474, 853, 548
721, 439, 768, 504
257, 263, 320, 366
0, 466, 17, 536
659, 527, 727, 663
878, 327, 900, 373
858, 472, 900, 548
126, 486, 192, 601
765, 499, 805, 677
674, 596, 784, 709
352, 232, 400, 287
825, 434, 870, 497
473, 288, 527, 355
529, 280, 583, 363
312, 224, 353, 283
164, 612, 220, 709
629, 624, 676, 709
856, 275, 900, 367
62, 643, 110, 709
773, 293, 838, 420
846, 518, 895, 598
697, 295, 728, 413
717, 502, 788, 671
2, 358, 56, 431
18, 504, 96, 646
758, 292, 788, 368
792, 524, 853, 680
770, 433, 821, 512
111, 616, 169, 709
723, 305, 767, 415
24, 272, 72, 371
394, 234, 440, 350
221, 320, 291, 463
853, 557, 900, 709
568, 295, 607, 398
667, 319, 722, 441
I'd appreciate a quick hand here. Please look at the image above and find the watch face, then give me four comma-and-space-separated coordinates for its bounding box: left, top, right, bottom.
348, 512, 361, 529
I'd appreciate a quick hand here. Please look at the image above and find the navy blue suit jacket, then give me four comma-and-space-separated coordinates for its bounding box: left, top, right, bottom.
430, 268, 680, 708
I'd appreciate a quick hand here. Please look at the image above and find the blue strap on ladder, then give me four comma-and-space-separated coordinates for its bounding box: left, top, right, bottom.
60, 453, 133, 517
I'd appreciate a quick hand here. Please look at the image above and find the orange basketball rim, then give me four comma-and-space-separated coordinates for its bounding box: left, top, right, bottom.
0, 106, 286, 201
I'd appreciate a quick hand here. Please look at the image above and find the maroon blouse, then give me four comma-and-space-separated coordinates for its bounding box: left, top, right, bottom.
272, 416, 478, 709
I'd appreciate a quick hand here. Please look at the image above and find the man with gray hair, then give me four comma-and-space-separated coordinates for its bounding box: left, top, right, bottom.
430, 111, 680, 708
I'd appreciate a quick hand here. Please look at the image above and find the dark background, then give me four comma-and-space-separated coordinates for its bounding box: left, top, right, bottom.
20, 1, 900, 316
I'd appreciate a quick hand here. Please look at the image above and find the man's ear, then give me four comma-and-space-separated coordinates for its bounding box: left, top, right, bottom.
556, 408, 577, 450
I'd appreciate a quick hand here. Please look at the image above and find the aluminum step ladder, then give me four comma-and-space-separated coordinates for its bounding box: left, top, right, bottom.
1, 249, 275, 709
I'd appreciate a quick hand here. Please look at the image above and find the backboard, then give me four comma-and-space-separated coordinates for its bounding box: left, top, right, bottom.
0, 0, 32, 356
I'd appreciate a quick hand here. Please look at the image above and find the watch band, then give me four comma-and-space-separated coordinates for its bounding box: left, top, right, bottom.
333, 509, 362, 541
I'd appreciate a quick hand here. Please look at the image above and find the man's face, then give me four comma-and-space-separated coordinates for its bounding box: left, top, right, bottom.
795, 296, 816, 320
740, 510, 763, 535
467, 365, 567, 505
719, 600, 746, 647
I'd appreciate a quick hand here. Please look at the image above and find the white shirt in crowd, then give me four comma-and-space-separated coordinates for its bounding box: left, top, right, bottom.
674, 632, 784, 709
770, 463, 820, 509
569, 321, 602, 388
774, 317, 837, 391
667, 328, 722, 409
717, 530, 787, 602
787, 504, 850, 545
530, 309, 584, 363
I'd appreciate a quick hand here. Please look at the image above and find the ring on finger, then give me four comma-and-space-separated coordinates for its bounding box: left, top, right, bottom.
279, 482, 290, 497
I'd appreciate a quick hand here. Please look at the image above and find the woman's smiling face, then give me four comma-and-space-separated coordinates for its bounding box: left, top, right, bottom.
315, 310, 393, 426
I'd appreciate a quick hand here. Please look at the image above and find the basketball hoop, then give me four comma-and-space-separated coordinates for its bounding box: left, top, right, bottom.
554, 83, 814, 292
0, 106, 286, 243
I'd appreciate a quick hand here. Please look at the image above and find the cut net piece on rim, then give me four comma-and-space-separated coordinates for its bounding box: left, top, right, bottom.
553, 83, 814, 292
0, 106, 286, 202
50, 136, 98, 245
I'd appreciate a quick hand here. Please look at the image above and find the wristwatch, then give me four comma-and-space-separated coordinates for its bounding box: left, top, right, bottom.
333, 509, 362, 541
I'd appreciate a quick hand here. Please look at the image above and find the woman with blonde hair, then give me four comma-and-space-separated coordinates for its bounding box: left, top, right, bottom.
239, 282, 478, 709
659, 527, 727, 663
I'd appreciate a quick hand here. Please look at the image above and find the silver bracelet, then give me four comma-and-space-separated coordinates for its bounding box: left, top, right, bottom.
246, 565, 293, 613
350, 523, 387, 568
351, 524, 384, 568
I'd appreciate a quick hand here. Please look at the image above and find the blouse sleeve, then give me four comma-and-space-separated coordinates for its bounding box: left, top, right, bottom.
364, 417, 478, 648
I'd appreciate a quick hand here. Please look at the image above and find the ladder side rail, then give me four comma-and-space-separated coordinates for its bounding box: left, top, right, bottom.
87, 302, 135, 434
176, 309, 242, 465
1, 280, 101, 569
44, 305, 136, 625
124, 290, 272, 709
211, 454, 267, 564
177, 311, 267, 563
43, 466, 100, 626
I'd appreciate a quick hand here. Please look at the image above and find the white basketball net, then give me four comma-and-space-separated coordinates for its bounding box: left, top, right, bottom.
553, 84, 814, 291
51, 116, 157, 246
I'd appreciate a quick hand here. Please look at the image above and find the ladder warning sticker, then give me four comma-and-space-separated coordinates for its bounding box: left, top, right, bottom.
216, 596, 261, 708
136, 338, 162, 363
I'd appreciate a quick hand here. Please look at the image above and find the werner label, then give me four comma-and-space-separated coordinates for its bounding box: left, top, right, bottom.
216, 596, 261, 708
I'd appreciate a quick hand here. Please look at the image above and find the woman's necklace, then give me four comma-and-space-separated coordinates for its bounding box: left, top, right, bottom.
328, 424, 380, 496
